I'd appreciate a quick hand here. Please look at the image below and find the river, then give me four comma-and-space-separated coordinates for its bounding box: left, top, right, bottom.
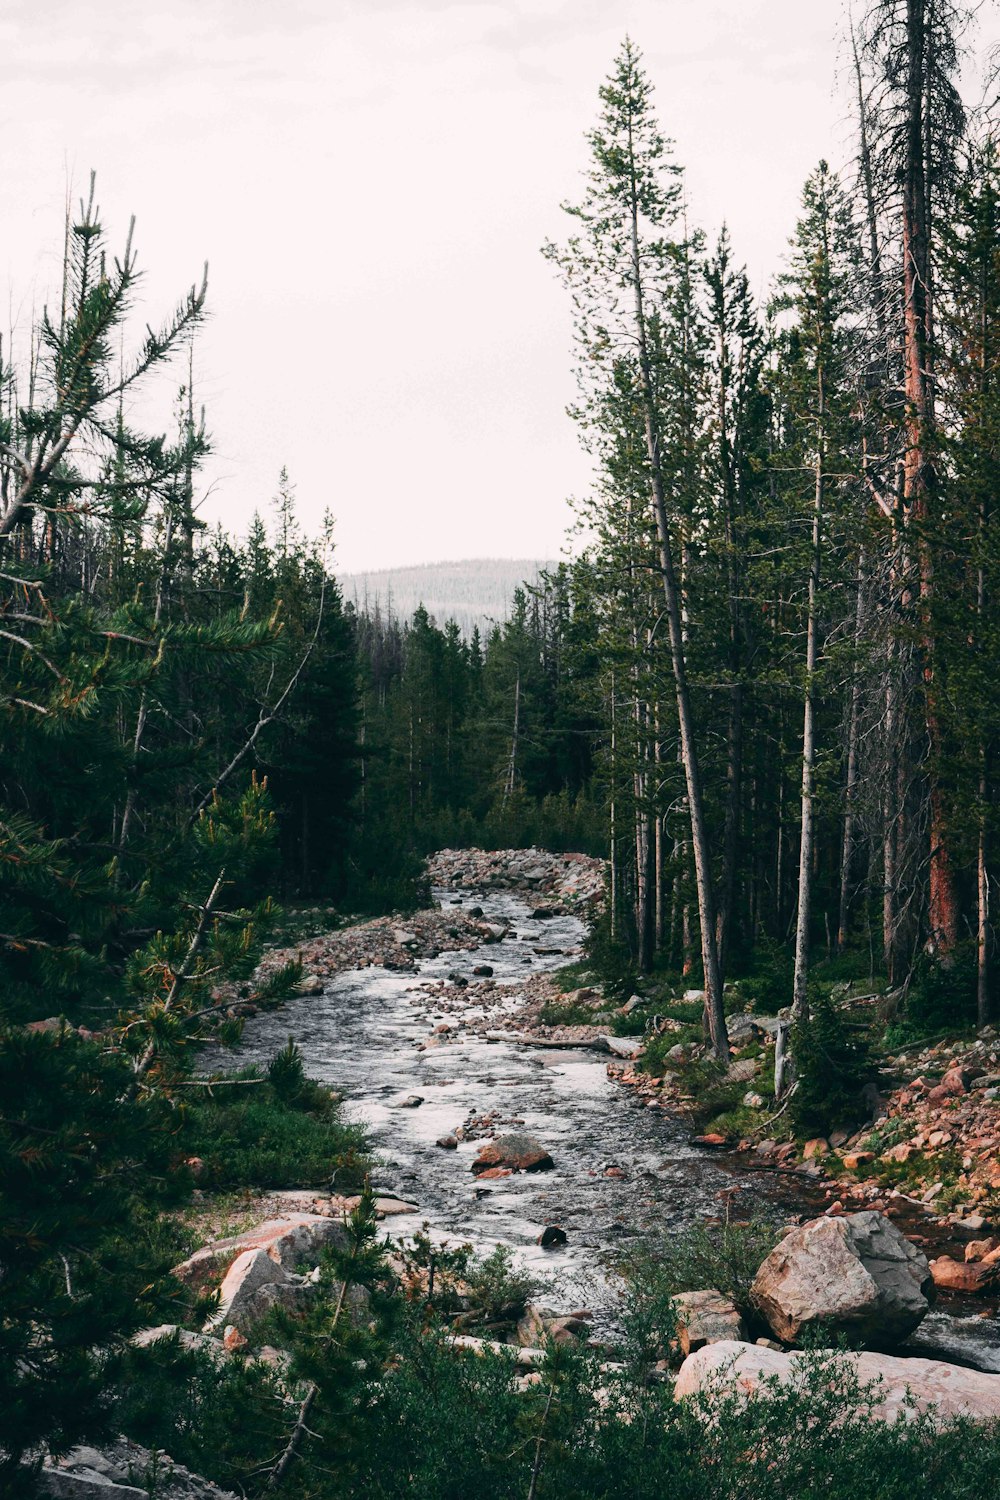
227, 887, 816, 1324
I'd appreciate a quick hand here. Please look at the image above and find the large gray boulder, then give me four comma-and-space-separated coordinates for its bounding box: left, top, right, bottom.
675, 1340, 1000, 1427
751, 1211, 932, 1346
205, 1247, 309, 1334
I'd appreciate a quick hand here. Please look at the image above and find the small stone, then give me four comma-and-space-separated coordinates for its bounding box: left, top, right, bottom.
694, 1133, 729, 1148
537, 1225, 568, 1248
436, 1134, 459, 1150
223, 1324, 248, 1351
400, 1094, 424, 1108
473, 965, 494, 977
964, 1238, 1000, 1263
803, 1138, 829, 1160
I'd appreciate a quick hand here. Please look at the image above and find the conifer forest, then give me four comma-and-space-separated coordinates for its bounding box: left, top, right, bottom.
9, 3, 1000, 1496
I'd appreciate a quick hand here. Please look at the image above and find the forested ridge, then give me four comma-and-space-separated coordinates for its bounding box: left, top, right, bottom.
6, 0, 1000, 1495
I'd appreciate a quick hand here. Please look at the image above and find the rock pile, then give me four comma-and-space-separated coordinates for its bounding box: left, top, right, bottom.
250, 907, 510, 1001
426, 848, 605, 907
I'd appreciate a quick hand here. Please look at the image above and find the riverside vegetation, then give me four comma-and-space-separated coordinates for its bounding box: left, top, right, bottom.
8, 0, 1000, 1493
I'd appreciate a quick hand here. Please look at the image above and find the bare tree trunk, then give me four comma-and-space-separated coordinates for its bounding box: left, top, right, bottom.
503, 670, 521, 804
792, 382, 824, 1022
837, 548, 866, 953
629, 270, 727, 1055
609, 671, 618, 941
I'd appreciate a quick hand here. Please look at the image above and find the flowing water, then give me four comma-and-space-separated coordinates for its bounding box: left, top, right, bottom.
226, 886, 1000, 1367
227, 888, 808, 1322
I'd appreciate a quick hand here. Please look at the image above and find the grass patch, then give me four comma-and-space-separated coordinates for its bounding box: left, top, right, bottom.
182, 1043, 368, 1192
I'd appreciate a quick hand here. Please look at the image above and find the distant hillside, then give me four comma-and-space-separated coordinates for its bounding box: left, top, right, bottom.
339, 557, 557, 637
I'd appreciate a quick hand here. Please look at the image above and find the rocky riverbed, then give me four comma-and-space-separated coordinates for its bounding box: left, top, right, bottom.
218, 876, 822, 1328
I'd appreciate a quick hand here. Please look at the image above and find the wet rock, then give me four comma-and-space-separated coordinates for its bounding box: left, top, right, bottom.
473, 964, 494, 977
672, 1289, 745, 1356
471, 1132, 554, 1175
675, 1340, 1000, 1426
694, 1133, 729, 1148
436, 1134, 459, 1149
538, 1225, 568, 1248
751, 1211, 932, 1345
400, 1094, 424, 1108
929, 1255, 1000, 1294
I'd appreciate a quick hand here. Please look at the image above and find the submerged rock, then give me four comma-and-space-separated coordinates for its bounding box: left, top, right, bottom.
750, 1210, 932, 1346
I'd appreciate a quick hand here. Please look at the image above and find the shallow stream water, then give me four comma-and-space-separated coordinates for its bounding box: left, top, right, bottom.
227, 889, 811, 1323
226, 886, 1000, 1368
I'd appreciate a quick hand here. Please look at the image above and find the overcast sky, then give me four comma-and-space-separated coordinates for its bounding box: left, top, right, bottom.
3, 1, 998, 571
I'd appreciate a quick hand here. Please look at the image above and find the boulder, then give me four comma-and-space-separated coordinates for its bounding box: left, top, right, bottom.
674, 1339, 1000, 1427
538, 1224, 568, 1248
471, 1132, 554, 1175
750, 1211, 932, 1345
672, 1289, 745, 1356
726, 1058, 759, 1084
929, 1255, 1000, 1294
601, 1034, 643, 1060
40, 1438, 239, 1499
517, 1303, 588, 1347
265, 1216, 349, 1271
206, 1247, 303, 1333
172, 1213, 345, 1290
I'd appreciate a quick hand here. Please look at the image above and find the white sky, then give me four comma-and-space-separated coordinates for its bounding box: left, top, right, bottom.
3, 0, 998, 571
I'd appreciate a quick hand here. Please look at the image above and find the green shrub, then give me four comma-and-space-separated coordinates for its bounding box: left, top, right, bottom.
890, 947, 978, 1042
463, 1244, 543, 1324
582, 909, 639, 1000
619, 1217, 780, 1320
790, 994, 876, 1137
